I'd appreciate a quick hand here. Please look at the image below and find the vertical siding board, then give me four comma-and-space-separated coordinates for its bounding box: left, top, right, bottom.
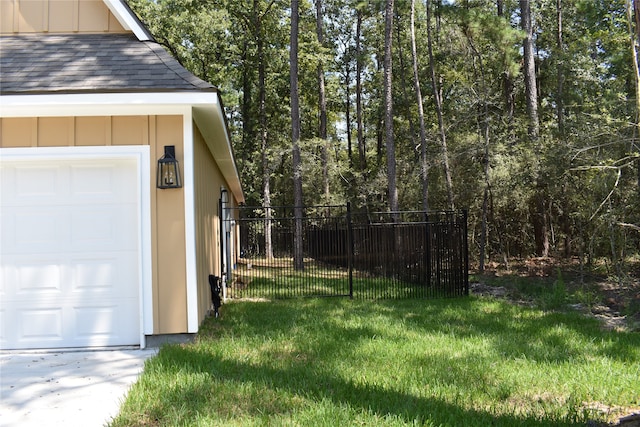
47, 0, 75, 34
41, 0, 48, 32
193, 126, 225, 325
0, 118, 36, 147
37, 117, 74, 147
76, 116, 107, 146
79, 0, 109, 32
72, 0, 79, 32
17, 0, 43, 32
155, 115, 187, 334
1, 0, 125, 34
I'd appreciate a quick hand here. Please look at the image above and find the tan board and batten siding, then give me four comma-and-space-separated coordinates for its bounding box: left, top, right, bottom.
194, 127, 225, 323
0, 116, 228, 333
0, 0, 126, 34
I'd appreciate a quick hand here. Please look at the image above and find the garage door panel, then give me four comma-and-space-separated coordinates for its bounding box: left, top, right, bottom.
0, 256, 65, 298
71, 205, 137, 251
3, 206, 136, 254
16, 211, 61, 246
71, 252, 138, 298
0, 156, 142, 350
20, 308, 64, 341
74, 299, 139, 342
2, 253, 137, 300
0, 310, 5, 345
16, 259, 63, 295
15, 165, 64, 201
1, 299, 139, 349
70, 161, 137, 203
3, 208, 70, 254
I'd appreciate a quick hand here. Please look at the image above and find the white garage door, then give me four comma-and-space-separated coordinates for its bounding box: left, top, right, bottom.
0, 156, 141, 350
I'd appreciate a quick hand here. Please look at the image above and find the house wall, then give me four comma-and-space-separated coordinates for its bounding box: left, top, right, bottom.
0, 0, 126, 34
0, 115, 188, 335
193, 127, 224, 324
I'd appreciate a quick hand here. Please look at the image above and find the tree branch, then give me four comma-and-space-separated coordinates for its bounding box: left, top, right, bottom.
617, 222, 640, 232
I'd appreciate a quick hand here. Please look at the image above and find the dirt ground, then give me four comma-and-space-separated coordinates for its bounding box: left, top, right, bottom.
471, 258, 640, 427
473, 257, 640, 331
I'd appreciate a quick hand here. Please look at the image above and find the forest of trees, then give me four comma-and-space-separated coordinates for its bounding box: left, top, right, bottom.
129, 0, 640, 274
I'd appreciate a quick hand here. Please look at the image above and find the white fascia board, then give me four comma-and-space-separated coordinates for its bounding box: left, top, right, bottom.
0, 92, 218, 118
104, 0, 152, 41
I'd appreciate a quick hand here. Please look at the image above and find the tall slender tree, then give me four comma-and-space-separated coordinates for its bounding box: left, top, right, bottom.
411, 0, 429, 211
316, 0, 330, 202
521, 0, 548, 257
383, 0, 398, 215
556, 0, 565, 135
356, 5, 366, 169
427, 0, 454, 209
291, 0, 304, 269
521, 0, 539, 140
629, 0, 640, 193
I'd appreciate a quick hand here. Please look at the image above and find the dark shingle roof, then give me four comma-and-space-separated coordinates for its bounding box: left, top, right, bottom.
0, 33, 215, 95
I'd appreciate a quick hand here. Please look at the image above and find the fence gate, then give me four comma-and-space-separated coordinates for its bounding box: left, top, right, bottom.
222, 204, 468, 300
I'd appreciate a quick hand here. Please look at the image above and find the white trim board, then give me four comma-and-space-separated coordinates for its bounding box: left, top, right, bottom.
0, 92, 218, 118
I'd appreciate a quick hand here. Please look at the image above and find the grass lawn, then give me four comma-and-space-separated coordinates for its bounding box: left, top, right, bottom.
110, 297, 639, 426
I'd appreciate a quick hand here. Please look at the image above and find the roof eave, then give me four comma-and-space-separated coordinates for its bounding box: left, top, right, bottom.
0, 91, 245, 204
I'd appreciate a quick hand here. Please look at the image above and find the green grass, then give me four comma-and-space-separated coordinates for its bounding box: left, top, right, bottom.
110, 298, 640, 426
231, 260, 463, 300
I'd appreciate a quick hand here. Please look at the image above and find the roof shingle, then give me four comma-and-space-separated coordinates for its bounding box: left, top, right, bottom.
0, 33, 215, 94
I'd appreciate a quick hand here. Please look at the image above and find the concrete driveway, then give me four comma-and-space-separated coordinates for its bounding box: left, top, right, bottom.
0, 348, 157, 427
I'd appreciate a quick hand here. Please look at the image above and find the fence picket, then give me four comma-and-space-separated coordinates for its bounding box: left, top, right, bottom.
223, 205, 468, 300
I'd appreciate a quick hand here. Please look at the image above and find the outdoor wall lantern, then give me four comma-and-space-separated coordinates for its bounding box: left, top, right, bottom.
220, 188, 229, 204
157, 145, 182, 189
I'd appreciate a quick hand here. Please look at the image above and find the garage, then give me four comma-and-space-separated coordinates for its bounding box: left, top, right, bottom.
0, 153, 143, 350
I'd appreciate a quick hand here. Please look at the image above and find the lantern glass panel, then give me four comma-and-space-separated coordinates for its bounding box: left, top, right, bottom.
156, 146, 182, 189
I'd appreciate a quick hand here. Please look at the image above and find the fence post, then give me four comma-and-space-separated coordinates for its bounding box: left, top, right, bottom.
462, 209, 469, 296
219, 198, 225, 292
424, 212, 431, 291
347, 202, 354, 299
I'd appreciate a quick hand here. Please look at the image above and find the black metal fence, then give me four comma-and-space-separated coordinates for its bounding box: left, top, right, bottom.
223, 204, 468, 300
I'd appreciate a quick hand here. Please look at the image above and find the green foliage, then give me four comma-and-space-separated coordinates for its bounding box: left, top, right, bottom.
128, 0, 640, 268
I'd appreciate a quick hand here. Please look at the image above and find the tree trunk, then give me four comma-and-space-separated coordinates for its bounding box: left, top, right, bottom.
629, 0, 640, 195
427, 0, 454, 209
411, 0, 429, 211
521, 0, 548, 257
291, 0, 304, 270
356, 8, 366, 169
396, 14, 416, 153
521, 0, 539, 140
556, 0, 565, 135
636, 0, 640, 194
463, 20, 492, 273
316, 0, 329, 202
256, 9, 273, 260
497, 0, 515, 125
345, 59, 353, 166
383, 0, 398, 216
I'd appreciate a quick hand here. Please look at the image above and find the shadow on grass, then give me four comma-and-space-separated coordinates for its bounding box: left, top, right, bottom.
377, 297, 640, 363
128, 298, 640, 426
116, 298, 639, 426
142, 344, 581, 427
219, 298, 640, 364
